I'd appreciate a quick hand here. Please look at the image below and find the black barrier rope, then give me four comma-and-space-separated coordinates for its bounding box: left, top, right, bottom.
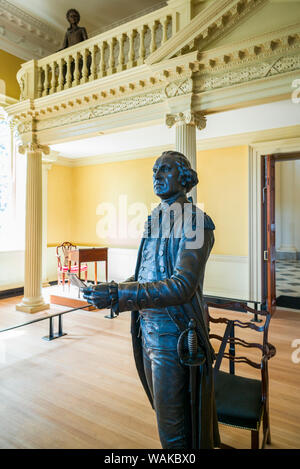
0, 304, 92, 341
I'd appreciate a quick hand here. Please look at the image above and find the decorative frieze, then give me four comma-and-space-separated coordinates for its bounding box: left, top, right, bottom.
197, 53, 300, 92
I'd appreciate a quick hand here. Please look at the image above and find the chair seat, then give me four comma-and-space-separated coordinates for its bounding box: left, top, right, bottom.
58, 264, 88, 273
214, 370, 263, 430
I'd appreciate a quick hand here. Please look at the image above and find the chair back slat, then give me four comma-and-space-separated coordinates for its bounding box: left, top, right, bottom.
209, 315, 265, 333
222, 353, 261, 369
207, 302, 274, 374
56, 241, 78, 269
207, 301, 268, 317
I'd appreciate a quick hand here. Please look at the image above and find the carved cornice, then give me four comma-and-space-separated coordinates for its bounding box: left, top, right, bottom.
0, 0, 62, 59
192, 25, 300, 93
5, 23, 300, 141
146, 0, 268, 64
165, 110, 207, 130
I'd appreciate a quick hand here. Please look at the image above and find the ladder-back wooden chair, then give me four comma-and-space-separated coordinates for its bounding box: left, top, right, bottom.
56, 241, 88, 289
205, 301, 276, 449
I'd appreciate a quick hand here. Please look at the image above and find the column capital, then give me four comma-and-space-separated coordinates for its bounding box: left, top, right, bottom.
18, 142, 50, 155
42, 149, 59, 168
165, 110, 206, 130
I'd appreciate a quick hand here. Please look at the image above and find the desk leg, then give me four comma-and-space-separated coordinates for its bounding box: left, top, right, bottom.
78, 263, 81, 298
105, 260, 108, 282
95, 262, 97, 285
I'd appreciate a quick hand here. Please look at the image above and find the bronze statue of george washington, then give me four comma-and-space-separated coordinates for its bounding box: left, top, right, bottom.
83, 150, 220, 449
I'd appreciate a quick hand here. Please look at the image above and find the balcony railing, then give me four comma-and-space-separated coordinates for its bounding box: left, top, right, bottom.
17, 0, 192, 101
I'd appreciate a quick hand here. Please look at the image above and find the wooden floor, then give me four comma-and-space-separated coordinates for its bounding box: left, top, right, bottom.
0, 293, 299, 449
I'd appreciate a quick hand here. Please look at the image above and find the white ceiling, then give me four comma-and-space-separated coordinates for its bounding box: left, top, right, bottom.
50, 100, 300, 159
8, 0, 167, 36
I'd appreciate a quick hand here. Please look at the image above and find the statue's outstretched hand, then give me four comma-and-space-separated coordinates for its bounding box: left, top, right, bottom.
82, 283, 111, 309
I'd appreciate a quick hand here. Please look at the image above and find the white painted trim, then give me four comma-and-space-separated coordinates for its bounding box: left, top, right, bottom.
56, 144, 175, 167
54, 124, 300, 167
0, 93, 18, 106
248, 136, 300, 303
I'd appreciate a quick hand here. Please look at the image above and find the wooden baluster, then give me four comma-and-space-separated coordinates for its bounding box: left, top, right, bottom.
37, 67, 43, 97
98, 42, 106, 78
81, 48, 89, 84
57, 58, 64, 91
117, 34, 125, 72
50, 61, 56, 94
150, 22, 157, 54
73, 52, 80, 86
138, 26, 145, 66
108, 38, 116, 75
128, 30, 136, 68
65, 55, 72, 90
42, 64, 49, 96
89, 45, 97, 82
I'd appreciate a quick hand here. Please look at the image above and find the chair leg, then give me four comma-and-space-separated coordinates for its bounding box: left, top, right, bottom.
263, 407, 271, 446
62, 272, 65, 290
267, 428, 271, 445
251, 430, 259, 449
85, 269, 88, 283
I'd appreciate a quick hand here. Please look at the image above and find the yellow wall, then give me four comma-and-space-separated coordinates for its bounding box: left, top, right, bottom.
47, 146, 249, 256
47, 157, 160, 248
71, 157, 159, 248
197, 145, 248, 256
0, 49, 24, 99
47, 164, 74, 245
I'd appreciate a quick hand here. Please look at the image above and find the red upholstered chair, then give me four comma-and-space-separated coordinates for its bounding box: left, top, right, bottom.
56, 242, 88, 289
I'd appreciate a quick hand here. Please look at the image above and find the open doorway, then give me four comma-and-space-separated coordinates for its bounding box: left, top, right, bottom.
261, 152, 300, 313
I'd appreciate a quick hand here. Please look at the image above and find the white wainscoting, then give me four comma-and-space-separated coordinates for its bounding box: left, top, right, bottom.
46, 247, 249, 300
0, 247, 249, 301
204, 254, 249, 301
0, 250, 25, 290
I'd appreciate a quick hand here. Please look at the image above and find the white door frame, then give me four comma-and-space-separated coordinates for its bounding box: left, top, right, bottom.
248, 137, 300, 304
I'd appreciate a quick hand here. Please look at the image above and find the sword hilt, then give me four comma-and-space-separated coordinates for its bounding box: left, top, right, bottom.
188, 319, 197, 359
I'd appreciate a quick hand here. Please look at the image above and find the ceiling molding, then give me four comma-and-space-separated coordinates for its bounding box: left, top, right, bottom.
0, 0, 62, 59
55, 144, 173, 167
53, 124, 300, 167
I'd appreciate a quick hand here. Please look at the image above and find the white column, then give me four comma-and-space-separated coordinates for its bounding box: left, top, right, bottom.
41, 151, 58, 288
16, 143, 50, 313
41, 162, 52, 287
175, 122, 197, 202
166, 110, 207, 203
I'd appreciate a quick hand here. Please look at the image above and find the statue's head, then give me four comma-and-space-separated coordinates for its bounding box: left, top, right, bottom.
153, 150, 198, 200
66, 8, 80, 25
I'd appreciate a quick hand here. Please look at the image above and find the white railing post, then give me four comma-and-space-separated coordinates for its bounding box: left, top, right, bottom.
138, 25, 146, 65
89, 44, 97, 81
98, 41, 107, 78
117, 34, 126, 72
50, 61, 56, 94
65, 55, 72, 90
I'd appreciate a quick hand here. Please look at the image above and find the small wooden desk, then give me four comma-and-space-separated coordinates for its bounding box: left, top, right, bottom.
68, 247, 108, 284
